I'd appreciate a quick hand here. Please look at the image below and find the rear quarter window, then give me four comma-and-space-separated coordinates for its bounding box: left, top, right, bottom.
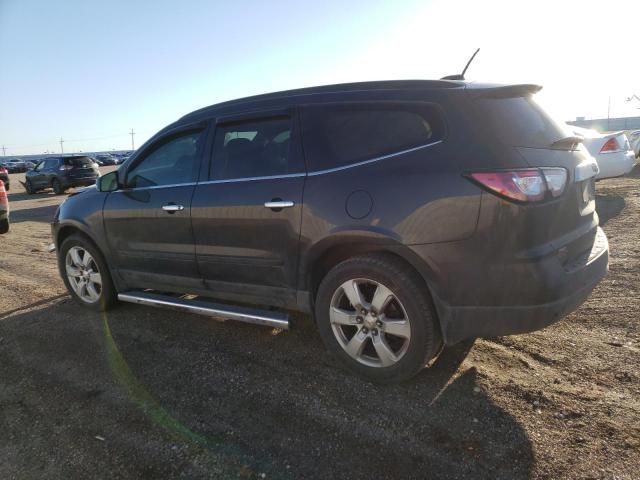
302, 103, 445, 171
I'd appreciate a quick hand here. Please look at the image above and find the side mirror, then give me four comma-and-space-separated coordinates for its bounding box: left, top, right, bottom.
97, 171, 119, 192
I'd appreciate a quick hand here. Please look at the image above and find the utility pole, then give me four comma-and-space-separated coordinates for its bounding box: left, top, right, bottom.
60, 137, 65, 154
607, 96, 611, 131
129, 128, 135, 150
1, 145, 6, 157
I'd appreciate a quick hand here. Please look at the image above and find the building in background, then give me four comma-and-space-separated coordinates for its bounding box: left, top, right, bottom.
568, 116, 640, 132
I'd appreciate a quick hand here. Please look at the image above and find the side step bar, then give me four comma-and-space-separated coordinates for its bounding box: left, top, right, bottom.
118, 291, 289, 330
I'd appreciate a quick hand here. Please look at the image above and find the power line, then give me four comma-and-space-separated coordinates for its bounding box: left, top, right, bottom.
4, 129, 148, 155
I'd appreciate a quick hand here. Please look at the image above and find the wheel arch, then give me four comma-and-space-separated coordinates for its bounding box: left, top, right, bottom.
56, 221, 100, 251
56, 220, 123, 292
303, 235, 443, 325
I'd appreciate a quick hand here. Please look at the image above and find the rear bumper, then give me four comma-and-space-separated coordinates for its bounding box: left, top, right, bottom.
430, 227, 609, 345
596, 151, 636, 179
61, 176, 98, 188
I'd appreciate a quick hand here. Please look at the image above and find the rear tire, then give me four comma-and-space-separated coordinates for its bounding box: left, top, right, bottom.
315, 254, 441, 384
58, 234, 117, 311
0, 218, 9, 234
52, 179, 65, 195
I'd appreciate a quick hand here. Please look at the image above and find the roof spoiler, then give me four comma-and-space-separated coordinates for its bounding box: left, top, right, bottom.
466, 84, 543, 99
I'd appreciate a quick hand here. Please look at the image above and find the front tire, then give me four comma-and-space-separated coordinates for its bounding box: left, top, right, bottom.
315, 254, 441, 383
59, 234, 117, 311
24, 180, 34, 194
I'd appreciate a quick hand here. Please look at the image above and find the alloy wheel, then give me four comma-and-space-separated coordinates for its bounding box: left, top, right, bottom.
65, 246, 102, 303
329, 278, 411, 367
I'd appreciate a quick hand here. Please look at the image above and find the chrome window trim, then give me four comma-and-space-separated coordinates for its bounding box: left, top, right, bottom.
113, 140, 442, 189
114, 182, 197, 193
198, 173, 306, 186
306, 140, 443, 177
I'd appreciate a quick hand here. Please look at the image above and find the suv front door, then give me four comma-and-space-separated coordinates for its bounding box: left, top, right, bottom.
191, 112, 305, 308
103, 125, 207, 291
30, 158, 58, 188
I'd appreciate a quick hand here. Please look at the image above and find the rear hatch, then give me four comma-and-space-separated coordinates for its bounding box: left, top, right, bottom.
464, 85, 599, 260
64, 156, 99, 179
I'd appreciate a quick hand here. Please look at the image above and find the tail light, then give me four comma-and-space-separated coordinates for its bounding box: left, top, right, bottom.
467, 168, 567, 203
600, 137, 621, 153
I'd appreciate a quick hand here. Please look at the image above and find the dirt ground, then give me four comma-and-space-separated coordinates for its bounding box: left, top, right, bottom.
0, 167, 638, 480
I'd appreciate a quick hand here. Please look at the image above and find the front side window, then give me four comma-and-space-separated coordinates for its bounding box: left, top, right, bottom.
44, 159, 58, 170
211, 117, 291, 180
127, 130, 203, 188
302, 103, 445, 171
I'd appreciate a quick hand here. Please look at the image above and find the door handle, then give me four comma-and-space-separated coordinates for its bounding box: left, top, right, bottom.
264, 200, 294, 211
162, 203, 184, 213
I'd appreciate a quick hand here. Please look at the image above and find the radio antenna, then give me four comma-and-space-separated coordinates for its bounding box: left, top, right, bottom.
441, 48, 480, 81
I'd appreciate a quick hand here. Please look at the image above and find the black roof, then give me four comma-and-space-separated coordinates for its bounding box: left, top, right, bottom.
181, 79, 466, 122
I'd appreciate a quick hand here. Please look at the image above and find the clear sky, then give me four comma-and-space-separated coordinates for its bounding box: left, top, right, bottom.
1, 0, 638, 155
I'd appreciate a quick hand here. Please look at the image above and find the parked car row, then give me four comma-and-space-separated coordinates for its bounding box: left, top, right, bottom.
0, 151, 133, 171
0, 158, 30, 173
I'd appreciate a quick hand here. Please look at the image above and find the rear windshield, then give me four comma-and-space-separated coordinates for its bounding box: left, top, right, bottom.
64, 156, 93, 167
474, 96, 570, 149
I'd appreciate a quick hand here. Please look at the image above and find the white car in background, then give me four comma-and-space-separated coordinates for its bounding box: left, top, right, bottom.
571, 126, 636, 180
628, 130, 640, 158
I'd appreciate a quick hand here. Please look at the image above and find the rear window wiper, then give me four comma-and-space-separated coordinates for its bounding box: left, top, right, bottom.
551, 135, 583, 150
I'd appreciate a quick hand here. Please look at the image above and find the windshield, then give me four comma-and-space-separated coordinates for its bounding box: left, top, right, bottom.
64, 156, 93, 167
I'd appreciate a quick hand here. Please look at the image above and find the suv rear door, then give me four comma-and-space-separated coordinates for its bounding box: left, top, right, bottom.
102, 125, 208, 290
191, 110, 305, 307
63, 156, 98, 182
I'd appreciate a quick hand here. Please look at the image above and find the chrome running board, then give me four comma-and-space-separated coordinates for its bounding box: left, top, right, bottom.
118, 291, 289, 330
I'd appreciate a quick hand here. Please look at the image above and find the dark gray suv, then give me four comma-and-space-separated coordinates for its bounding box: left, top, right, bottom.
26, 156, 100, 194
52, 80, 608, 382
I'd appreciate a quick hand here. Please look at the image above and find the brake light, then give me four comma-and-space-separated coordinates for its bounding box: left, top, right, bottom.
600, 137, 620, 153
467, 168, 567, 203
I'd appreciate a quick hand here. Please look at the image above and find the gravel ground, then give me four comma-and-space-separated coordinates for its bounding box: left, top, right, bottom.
0, 167, 638, 479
